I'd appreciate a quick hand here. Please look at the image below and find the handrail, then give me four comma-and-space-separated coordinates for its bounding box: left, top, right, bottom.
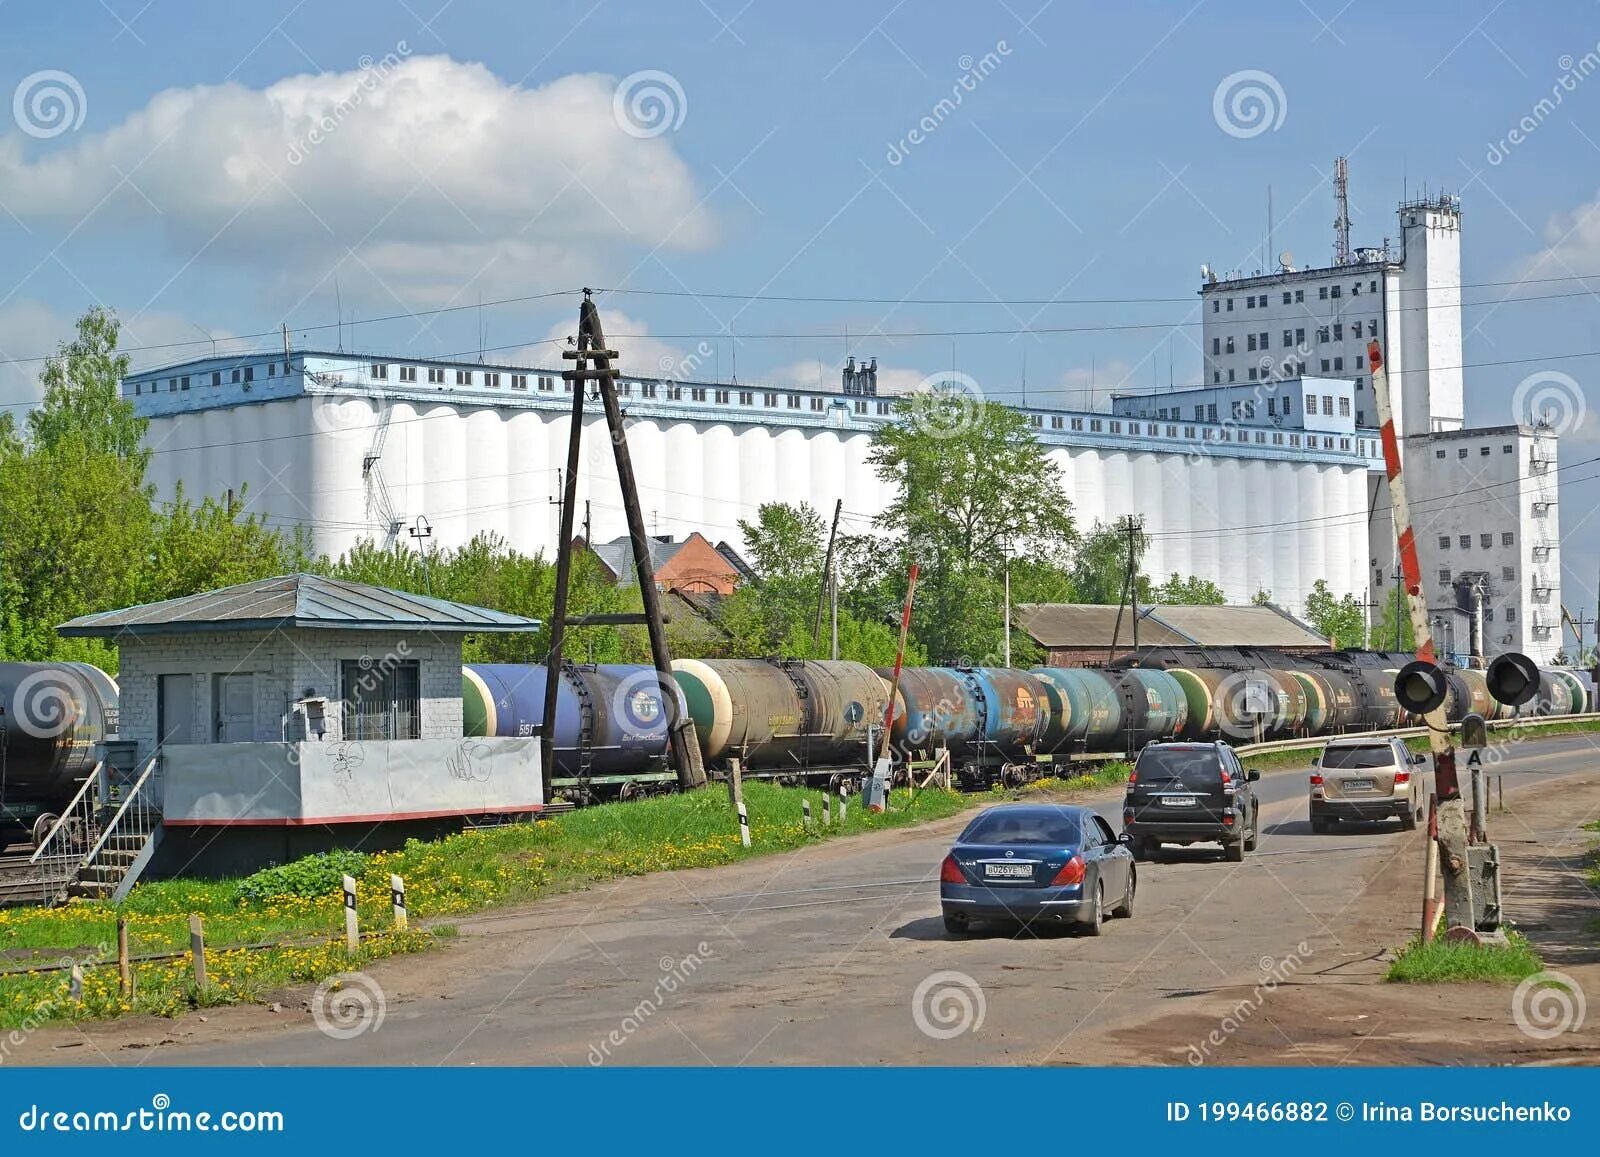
27, 761, 103, 865
76, 756, 158, 872
1232, 711, 1600, 759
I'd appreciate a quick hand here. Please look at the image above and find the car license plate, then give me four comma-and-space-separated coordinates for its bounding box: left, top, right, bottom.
1161, 796, 1198, 807
983, 862, 1033, 879
1344, 778, 1375, 791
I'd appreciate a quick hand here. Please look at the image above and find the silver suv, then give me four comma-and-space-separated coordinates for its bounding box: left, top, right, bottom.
1309, 736, 1426, 833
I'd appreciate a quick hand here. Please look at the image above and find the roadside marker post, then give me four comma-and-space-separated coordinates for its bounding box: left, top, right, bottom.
727, 759, 744, 810
823, 794, 831, 826
189, 914, 207, 989
343, 874, 360, 952
838, 786, 847, 824
736, 801, 751, 848
117, 917, 131, 997
802, 799, 812, 829
69, 964, 83, 1005
391, 874, 407, 931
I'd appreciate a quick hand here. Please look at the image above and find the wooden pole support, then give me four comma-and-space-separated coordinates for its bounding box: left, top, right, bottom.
117, 918, 131, 997
391, 873, 407, 931
728, 759, 744, 810
189, 914, 207, 989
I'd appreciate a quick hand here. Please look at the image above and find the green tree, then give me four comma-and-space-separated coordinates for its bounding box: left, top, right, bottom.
1369, 587, 1416, 653
142, 485, 309, 604
1251, 588, 1273, 606
1068, 520, 1153, 606
1303, 578, 1368, 649
869, 393, 1075, 662
1154, 573, 1228, 605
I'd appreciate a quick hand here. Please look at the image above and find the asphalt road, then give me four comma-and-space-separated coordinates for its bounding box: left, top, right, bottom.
32, 732, 1600, 1067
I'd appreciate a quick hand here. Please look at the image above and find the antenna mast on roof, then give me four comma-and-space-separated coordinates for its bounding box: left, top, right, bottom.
1333, 156, 1352, 266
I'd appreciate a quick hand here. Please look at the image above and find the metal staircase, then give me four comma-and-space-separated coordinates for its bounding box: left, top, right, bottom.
1528, 423, 1560, 641
25, 756, 162, 905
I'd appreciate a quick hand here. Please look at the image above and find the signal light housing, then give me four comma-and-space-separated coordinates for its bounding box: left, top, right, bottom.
940, 855, 965, 885
1487, 651, 1539, 708
1394, 660, 1449, 715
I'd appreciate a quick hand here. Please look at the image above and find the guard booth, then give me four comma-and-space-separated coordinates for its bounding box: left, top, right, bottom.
55, 573, 545, 882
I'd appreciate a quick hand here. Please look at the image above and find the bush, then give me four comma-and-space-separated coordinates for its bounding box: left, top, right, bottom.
235, 850, 369, 905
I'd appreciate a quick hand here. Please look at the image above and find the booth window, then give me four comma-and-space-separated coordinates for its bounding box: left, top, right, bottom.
342, 660, 421, 741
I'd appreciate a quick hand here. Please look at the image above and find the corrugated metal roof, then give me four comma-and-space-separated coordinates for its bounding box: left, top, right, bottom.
1144, 604, 1328, 647
58, 574, 542, 637
1012, 604, 1190, 649
592, 535, 682, 585
1014, 602, 1328, 649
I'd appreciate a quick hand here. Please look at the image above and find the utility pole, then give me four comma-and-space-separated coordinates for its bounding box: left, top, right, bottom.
1002, 540, 1012, 669
543, 292, 706, 797
829, 567, 839, 661
813, 499, 843, 654
583, 500, 593, 551
408, 515, 433, 595
1127, 518, 1142, 650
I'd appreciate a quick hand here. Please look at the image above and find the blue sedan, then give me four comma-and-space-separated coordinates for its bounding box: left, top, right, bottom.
939, 803, 1136, 936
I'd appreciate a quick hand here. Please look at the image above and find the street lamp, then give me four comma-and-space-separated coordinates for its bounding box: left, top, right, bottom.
409, 515, 434, 594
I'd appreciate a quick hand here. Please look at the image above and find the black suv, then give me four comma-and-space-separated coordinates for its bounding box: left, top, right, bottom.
1122, 741, 1261, 862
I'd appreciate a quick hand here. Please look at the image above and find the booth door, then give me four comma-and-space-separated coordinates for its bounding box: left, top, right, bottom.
214, 673, 256, 743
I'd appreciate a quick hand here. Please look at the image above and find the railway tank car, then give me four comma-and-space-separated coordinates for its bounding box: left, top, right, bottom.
0, 662, 120, 843
672, 658, 887, 780
462, 663, 676, 795
879, 666, 1048, 786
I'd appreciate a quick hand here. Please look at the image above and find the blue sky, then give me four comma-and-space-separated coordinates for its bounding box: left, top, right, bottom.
2, 0, 1600, 623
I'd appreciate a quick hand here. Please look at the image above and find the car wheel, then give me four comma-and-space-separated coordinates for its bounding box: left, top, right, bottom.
1244, 809, 1260, 851
1224, 838, 1245, 863
1132, 837, 1155, 862
1310, 816, 1329, 835
943, 913, 970, 937
1400, 807, 1418, 831
1111, 869, 1135, 918
1083, 881, 1106, 935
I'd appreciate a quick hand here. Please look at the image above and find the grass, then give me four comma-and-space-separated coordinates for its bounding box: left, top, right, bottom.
1385, 931, 1546, 984
1020, 760, 1134, 796
0, 782, 966, 1030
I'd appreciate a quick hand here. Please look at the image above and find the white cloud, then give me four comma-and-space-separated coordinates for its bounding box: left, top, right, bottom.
1512, 192, 1600, 281
0, 55, 715, 307
533, 307, 694, 380
763, 358, 929, 395
1058, 359, 1136, 410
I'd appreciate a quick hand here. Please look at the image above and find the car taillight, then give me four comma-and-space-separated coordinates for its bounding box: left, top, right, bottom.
1394, 771, 1410, 785
1127, 770, 1137, 784
1220, 769, 1232, 786
1310, 773, 1323, 786
1051, 854, 1085, 885
940, 855, 965, 884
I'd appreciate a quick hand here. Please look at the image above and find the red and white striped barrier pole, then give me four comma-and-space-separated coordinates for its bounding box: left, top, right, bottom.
1370, 339, 1474, 933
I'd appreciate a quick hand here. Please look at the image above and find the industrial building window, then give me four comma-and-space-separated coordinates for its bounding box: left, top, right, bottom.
1213, 372, 1221, 383
1283, 396, 1292, 414
370, 364, 388, 380
1071, 418, 1083, 431
1330, 285, 1341, 298
399, 366, 417, 382
1225, 336, 1235, 353
426, 368, 443, 384
1206, 404, 1217, 421
783, 394, 798, 408
1247, 335, 1256, 352
1212, 300, 1219, 312
764, 392, 777, 406
244, 366, 253, 383
1246, 296, 1254, 309
1502, 443, 1512, 453
1502, 566, 1514, 580
1502, 532, 1514, 546
1212, 338, 1220, 354
855, 399, 867, 414
1109, 420, 1121, 433
1480, 445, 1490, 456
877, 402, 891, 415
1168, 425, 1179, 437
1367, 320, 1378, 337
212, 371, 221, 386
1317, 327, 1329, 342
715, 389, 729, 403
1259, 331, 1268, 347
1295, 290, 1304, 302
341, 659, 420, 742
1355, 355, 1364, 369
1333, 324, 1343, 340
1282, 330, 1293, 347
739, 391, 753, 405
457, 370, 472, 385
1248, 368, 1258, 381
484, 372, 500, 388
512, 374, 527, 389
1296, 327, 1305, 344
1319, 286, 1328, 299
1369, 280, 1377, 293
1090, 419, 1103, 431
1438, 535, 1450, 549
1305, 392, 1316, 411
1243, 401, 1255, 418
1227, 369, 1235, 382
536, 375, 552, 390
1505, 608, 1515, 623
1439, 569, 1451, 584
1352, 282, 1360, 295
1480, 534, 1492, 549
231, 368, 241, 383
1051, 416, 1063, 429
1226, 298, 1234, 310
1338, 397, 1350, 416
1267, 398, 1276, 416
667, 386, 682, 400
692, 387, 707, 402
1459, 535, 1471, 549
617, 382, 631, 396
1255, 431, 1266, 443
1282, 292, 1291, 305
1435, 449, 1446, 458
167, 378, 177, 392
1333, 358, 1343, 372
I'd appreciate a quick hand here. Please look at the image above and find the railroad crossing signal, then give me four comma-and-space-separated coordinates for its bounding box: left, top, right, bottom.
1460, 711, 1488, 751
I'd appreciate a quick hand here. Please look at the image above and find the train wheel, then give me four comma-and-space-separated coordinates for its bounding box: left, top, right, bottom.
31, 813, 59, 847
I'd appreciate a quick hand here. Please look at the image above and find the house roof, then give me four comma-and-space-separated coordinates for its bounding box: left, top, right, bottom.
1013, 602, 1329, 650
58, 573, 542, 637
